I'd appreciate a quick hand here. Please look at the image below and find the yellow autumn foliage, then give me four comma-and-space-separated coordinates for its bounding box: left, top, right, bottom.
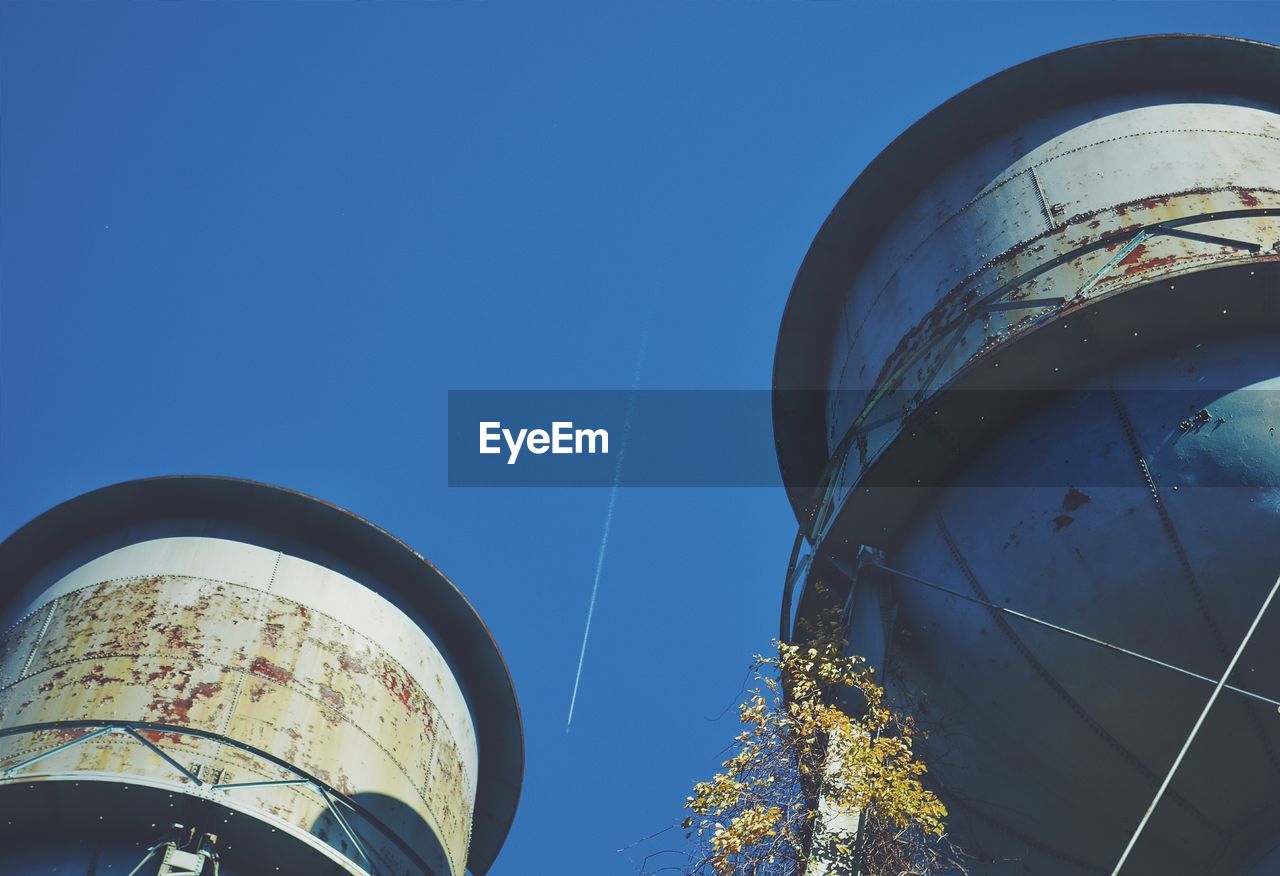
681, 604, 955, 875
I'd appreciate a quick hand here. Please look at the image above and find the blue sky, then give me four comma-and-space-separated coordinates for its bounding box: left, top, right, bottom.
3, 3, 1278, 873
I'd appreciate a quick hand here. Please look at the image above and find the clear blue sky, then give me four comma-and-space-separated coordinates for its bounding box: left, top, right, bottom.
3, 3, 1277, 873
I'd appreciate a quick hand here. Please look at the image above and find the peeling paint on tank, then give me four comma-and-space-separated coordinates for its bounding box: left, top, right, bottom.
317, 683, 344, 711
249, 656, 293, 685
1062, 488, 1092, 512
79, 664, 125, 687
149, 680, 223, 725
262, 623, 284, 648
0, 537, 484, 876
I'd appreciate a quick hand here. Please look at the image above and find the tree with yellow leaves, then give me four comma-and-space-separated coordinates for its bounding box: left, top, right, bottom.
675, 604, 966, 876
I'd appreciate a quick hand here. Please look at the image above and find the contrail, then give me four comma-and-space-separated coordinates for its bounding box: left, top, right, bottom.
566, 334, 645, 733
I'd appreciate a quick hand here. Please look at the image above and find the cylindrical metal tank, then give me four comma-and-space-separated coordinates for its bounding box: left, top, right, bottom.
0, 476, 522, 876
773, 36, 1280, 873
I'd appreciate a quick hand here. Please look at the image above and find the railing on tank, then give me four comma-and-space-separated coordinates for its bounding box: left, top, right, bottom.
0, 719, 437, 876
782, 210, 1271, 641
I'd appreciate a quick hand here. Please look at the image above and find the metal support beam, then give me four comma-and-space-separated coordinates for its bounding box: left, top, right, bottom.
0, 719, 426, 876
1076, 231, 1150, 298
872, 560, 1280, 710
213, 779, 311, 791
806, 208, 1280, 550
1157, 224, 1261, 252
122, 727, 205, 785
1111, 572, 1280, 874
318, 785, 375, 872
977, 297, 1067, 313
126, 844, 168, 876
1, 726, 115, 777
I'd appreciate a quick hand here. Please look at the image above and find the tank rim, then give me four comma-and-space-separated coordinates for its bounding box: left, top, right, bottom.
773, 33, 1280, 524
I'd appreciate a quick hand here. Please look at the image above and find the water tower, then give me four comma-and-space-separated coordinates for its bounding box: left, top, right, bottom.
774, 35, 1280, 873
0, 476, 521, 876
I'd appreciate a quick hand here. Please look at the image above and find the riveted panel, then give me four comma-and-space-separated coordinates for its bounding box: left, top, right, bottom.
825, 100, 1280, 463
0, 537, 479, 876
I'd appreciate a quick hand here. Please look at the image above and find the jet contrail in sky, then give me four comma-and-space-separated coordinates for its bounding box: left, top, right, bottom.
566, 333, 645, 733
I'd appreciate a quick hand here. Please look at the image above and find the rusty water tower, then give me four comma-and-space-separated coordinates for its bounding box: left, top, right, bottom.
774, 36, 1280, 873
0, 476, 521, 876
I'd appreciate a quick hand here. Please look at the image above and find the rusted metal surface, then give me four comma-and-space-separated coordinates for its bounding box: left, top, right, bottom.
877, 337, 1280, 873
0, 536, 478, 876
0, 476, 522, 876
774, 35, 1280, 875
773, 36, 1280, 523
824, 100, 1280, 479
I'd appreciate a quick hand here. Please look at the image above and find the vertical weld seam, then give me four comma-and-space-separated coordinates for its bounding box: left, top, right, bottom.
264, 551, 282, 596
218, 552, 283, 741
1108, 383, 1280, 779
1108, 384, 1228, 651
935, 514, 1220, 834
17, 599, 58, 682
1029, 166, 1056, 231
